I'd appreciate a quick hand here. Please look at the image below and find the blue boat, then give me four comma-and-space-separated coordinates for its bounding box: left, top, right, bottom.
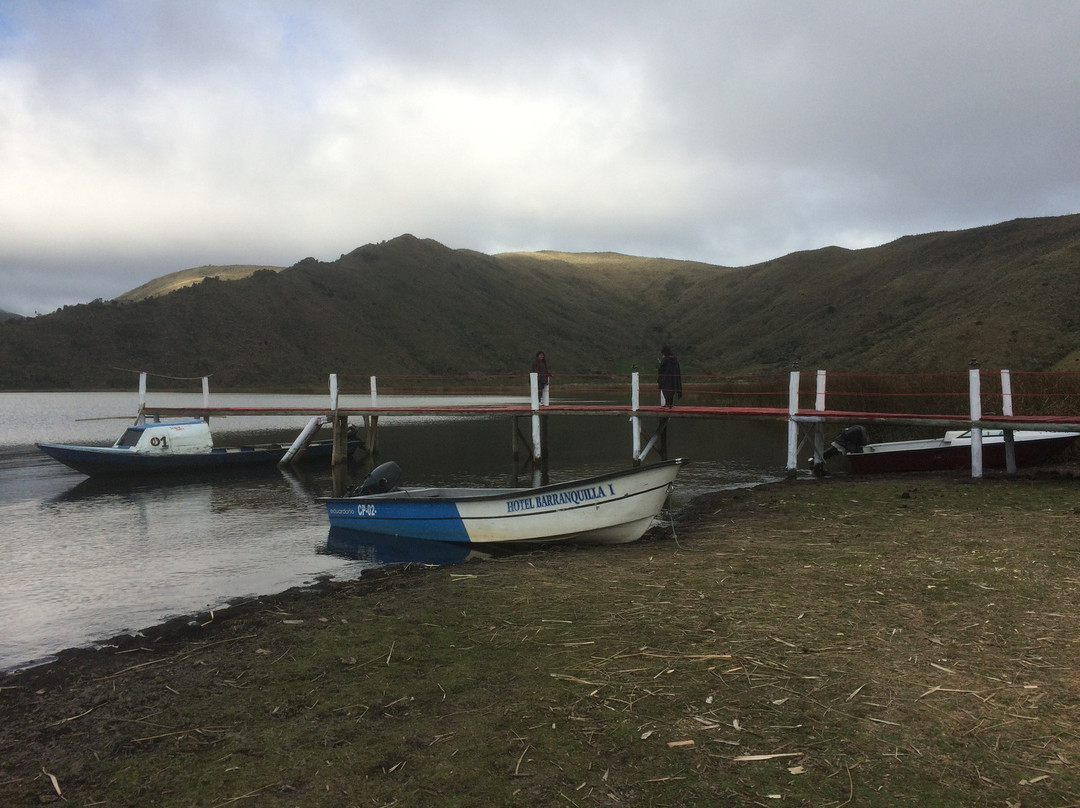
322, 458, 685, 546
37, 419, 360, 477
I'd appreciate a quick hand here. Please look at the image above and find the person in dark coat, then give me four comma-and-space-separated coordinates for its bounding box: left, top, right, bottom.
531, 350, 550, 405
657, 345, 682, 407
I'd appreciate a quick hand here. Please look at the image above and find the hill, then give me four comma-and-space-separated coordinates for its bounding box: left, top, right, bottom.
115, 264, 288, 302
0, 215, 1079, 391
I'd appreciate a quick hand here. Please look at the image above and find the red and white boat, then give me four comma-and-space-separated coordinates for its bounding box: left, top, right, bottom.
845, 429, 1079, 474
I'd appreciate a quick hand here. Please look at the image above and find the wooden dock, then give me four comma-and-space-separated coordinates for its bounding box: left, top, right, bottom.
132, 369, 1080, 481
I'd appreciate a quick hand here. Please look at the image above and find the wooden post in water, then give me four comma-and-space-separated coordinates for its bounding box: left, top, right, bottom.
631, 371, 642, 464
1001, 369, 1016, 474
329, 373, 351, 495
969, 363, 983, 478
329, 374, 346, 467
201, 376, 211, 426
367, 375, 380, 457
136, 372, 147, 424
512, 416, 520, 462
633, 371, 671, 463
530, 372, 543, 466
785, 367, 801, 476
814, 370, 827, 463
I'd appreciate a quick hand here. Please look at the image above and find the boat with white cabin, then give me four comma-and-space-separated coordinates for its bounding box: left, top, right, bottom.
37, 418, 360, 477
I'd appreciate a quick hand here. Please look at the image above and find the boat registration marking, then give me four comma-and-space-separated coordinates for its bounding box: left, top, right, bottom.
325, 503, 377, 517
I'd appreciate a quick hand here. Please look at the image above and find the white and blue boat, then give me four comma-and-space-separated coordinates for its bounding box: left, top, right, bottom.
37, 419, 358, 477
322, 458, 684, 545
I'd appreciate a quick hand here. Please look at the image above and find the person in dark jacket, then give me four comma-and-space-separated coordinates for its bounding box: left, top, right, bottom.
657, 345, 682, 407
531, 350, 550, 405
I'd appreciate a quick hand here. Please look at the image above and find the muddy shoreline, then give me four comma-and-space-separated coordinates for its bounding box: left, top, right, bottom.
3, 481, 744, 686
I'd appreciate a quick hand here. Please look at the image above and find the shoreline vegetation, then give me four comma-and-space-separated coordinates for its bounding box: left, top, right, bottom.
4, 472, 1080, 806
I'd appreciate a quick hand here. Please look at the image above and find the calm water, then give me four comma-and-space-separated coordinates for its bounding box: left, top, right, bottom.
0, 392, 788, 671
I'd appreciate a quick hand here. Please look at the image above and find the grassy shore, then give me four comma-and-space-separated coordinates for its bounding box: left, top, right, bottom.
3, 473, 1080, 807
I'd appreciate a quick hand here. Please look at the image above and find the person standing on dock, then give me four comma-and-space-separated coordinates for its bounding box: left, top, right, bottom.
531, 350, 551, 406
658, 345, 682, 407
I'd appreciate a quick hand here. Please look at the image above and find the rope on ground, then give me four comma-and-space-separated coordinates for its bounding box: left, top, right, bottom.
666, 490, 701, 552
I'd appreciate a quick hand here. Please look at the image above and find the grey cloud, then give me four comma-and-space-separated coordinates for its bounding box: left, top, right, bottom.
1, 0, 1078, 315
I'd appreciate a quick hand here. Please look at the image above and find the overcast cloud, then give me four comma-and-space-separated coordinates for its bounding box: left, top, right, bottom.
1, 0, 1078, 315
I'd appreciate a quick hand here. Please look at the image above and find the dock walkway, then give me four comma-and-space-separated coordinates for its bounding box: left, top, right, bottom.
132, 368, 1080, 479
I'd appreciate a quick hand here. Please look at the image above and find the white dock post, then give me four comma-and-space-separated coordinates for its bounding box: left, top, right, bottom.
201, 376, 211, 424
1001, 369, 1016, 474
969, 364, 983, 478
329, 373, 349, 467
786, 368, 801, 475
814, 369, 827, 463
631, 371, 642, 463
530, 372, 542, 464
366, 375, 380, 457
136, 371, 147, 424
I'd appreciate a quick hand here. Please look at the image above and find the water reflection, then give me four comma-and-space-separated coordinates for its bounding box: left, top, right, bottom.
325, 526, 490, 566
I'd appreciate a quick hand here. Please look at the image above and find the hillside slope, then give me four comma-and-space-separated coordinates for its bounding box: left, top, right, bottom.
678, 214, 1080, 372
1, 215, 1078, 391
116, 264, 288, 302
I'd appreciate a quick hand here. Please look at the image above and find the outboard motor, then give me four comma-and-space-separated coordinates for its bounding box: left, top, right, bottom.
812, 425, 869, 477
824, 425, 869, 459
357, 461, 402, 494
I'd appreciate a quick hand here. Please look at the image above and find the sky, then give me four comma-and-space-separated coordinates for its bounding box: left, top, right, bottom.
2, 1, 1079, 316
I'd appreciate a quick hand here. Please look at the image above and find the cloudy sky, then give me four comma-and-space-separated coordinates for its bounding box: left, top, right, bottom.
2, 1, 1078, 315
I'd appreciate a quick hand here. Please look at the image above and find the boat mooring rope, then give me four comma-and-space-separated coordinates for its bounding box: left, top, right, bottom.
666, 484, 702, 552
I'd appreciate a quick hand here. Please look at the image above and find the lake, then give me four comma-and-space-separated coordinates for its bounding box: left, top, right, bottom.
0, 391, 789, 671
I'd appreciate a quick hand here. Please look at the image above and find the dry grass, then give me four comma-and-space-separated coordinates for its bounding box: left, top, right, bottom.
3, 473, 1080, 806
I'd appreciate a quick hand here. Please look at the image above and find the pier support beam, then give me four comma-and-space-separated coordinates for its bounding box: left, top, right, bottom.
1001, 369, 1017, 474
329, 374, 348, 468
332, 413, 349, 464
280, 415, 327, 466
530, 372, 543, 466
969, 365, 983, 478
785, 368, 801, 477
813, 370, 826, 465
136, 372, 148, 424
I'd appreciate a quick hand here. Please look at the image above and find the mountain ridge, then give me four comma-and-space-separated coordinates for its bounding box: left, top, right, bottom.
1, 214, 1078, 391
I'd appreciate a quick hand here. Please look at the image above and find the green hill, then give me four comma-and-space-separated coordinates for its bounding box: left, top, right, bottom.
1, 215, 1078, 391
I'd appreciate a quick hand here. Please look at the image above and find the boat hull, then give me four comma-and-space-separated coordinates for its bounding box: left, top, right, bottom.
847, 431, 1078, 474
36, 439, 358, 477
323, 459, 684, 546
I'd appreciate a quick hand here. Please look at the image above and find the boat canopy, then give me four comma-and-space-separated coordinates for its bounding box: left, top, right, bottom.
114, 419, 214, 453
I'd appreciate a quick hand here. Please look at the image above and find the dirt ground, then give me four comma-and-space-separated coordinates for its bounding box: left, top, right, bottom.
3, 471, 1080, 807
